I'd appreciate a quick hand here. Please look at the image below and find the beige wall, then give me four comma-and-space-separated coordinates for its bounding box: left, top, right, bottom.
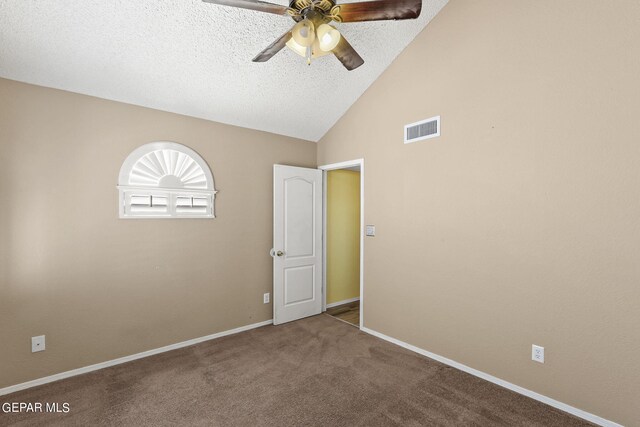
2, 0, 639, 423
0, 78, 316, 389
326, 170, 360, 305
317, 1, 640, 424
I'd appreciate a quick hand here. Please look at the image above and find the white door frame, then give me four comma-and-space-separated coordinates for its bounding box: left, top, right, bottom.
318, 158, 365, 330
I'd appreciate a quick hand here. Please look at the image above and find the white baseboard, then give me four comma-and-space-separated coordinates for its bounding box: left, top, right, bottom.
360, 327, 622, 427
326, 297, 360, 309
2, 319, 621, 427
0, 319, 273, 397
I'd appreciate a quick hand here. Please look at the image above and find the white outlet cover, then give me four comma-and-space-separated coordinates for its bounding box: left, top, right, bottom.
532, 344, 544, 363
32, 335, 45, 353
365, 225, 376, 237
263, 293, 270, 304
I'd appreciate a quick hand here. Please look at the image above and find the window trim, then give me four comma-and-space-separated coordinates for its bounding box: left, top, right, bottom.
117, 142, 217, 219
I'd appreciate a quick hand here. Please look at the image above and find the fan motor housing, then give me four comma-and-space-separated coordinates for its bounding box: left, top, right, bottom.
290, 0, 337, 22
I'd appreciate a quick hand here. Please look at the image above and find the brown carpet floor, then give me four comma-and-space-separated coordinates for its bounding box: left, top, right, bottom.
0, 315, 593, 427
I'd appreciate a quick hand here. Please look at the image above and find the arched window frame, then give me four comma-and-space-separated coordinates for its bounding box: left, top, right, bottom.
117, 141, 217, 219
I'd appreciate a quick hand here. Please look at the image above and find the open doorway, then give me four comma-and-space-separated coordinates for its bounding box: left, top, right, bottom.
319, 159, 364, 329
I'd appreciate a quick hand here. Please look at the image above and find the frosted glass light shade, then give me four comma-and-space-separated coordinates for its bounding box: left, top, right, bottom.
317, 24, 340, 52
286, 38, 308, 57
292, 19, 315, 47
286, 38, 331, 58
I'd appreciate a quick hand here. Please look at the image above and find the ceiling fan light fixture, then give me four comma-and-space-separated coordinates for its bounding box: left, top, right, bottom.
311, 38, 331, 57
317, 24, 341, 52
286, 38, 331, 59
205, 0, 423, 71
286, 38, 307, 57
291, 19, 315, 47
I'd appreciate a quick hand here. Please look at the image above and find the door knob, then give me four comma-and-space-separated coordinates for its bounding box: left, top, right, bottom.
270, 249, 285, 257
276, 251, 284, 257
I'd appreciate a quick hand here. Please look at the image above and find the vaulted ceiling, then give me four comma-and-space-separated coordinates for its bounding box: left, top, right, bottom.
0, 0, 448, 141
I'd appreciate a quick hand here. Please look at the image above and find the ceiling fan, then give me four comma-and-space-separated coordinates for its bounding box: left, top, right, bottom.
202, 0, 422, 70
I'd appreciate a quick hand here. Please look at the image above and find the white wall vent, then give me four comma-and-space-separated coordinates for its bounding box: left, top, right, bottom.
404, 116, 440, 144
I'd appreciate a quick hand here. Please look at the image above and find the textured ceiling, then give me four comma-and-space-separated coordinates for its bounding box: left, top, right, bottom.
0, 0, 448, 141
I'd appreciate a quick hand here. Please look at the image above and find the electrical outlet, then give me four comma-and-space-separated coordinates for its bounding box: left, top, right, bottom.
263, 293, 270, 304
532, 344, 544, 363
32, 335, 45, 353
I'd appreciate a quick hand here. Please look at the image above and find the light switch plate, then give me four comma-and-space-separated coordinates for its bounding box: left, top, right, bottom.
365, 225, 376, 237
263, 293, 270, 304
32, 335, 45, 353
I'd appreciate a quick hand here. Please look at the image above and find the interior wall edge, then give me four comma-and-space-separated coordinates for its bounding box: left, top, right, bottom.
0, 319, 274, 397
360, 327, 622, 427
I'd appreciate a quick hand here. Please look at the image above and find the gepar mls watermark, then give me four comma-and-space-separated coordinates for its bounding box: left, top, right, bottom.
2, 402, 70, 413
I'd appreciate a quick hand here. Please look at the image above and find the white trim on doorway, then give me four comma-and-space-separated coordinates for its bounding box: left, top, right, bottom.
318, 158, 365, 329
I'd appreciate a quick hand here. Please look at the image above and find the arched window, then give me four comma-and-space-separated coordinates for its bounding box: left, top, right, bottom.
117, 142, 217, 218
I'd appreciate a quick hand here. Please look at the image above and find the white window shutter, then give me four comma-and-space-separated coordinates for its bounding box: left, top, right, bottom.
117, 142, 217, 219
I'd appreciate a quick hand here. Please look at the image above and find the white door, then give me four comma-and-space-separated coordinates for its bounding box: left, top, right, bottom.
272, 165, 323, 325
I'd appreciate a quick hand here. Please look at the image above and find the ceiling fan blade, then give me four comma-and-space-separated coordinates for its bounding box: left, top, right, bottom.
253, 31, 292, 62
335, 0, 422, 22
202, 0, 289, 16
332, 36, 364, 71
